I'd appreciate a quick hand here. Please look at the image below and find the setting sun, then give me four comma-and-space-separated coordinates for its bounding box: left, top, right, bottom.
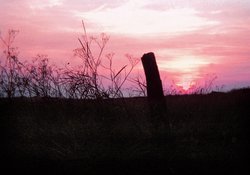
176, 75, 196, 91
1, 0, 250, 93
159, 56, 210, 91
1, 1, 249, 172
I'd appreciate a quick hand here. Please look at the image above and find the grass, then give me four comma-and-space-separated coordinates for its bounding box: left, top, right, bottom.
1, 88, 249, 174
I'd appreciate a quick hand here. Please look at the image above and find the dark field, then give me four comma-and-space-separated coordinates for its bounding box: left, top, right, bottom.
1, 89, 249, 174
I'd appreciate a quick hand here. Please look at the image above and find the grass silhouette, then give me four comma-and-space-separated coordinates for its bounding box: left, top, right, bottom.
1, 88, 249, 174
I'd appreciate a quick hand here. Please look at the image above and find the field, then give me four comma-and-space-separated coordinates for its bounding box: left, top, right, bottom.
1, 88, 249, 174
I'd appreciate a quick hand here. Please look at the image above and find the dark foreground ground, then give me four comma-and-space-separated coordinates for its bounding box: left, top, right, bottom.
0, 88, 249, 174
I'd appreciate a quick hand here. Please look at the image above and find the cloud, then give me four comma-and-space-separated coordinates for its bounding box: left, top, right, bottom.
28, 0, 64, 9
74, 0, 219, 35
0, 0, 249, 90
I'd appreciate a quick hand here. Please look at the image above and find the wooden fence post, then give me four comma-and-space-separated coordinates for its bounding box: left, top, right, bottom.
141, 52, 170, 135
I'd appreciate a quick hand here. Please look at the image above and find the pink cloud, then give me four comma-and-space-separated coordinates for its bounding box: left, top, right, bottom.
0, 0, 249, 92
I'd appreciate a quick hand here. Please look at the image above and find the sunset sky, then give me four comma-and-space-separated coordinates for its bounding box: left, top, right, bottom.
1, 0, 250, 93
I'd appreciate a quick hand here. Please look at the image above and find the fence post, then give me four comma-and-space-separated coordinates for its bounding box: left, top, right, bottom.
141, 52, 170, 135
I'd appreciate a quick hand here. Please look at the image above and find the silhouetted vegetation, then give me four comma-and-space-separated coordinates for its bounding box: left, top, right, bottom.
1, 88, 249, 174
0, 26, 140, 99
1, 25, 249, 174
1, 27, 223, 99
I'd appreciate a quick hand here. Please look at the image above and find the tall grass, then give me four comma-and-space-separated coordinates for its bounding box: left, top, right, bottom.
1, 24, 222, 99
0, 24, 140, 99
1, 89, 249, 174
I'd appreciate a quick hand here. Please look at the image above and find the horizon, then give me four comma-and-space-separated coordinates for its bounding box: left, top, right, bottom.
1, 0, 250, 94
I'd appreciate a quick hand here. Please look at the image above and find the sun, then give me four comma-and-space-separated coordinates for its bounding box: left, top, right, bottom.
159, 55, 210, 92
175, 75, 196, 91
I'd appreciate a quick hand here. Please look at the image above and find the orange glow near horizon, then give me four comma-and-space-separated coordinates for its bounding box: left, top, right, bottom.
1, 0, 250, 93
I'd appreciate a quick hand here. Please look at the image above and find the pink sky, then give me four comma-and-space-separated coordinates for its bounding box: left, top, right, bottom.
1, 0, 250, 93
